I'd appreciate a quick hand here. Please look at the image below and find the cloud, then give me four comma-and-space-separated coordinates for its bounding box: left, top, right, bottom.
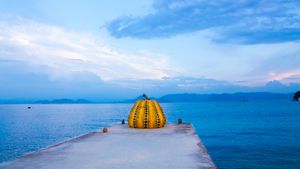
107, 0, 300, 44
105, 76, 300, 96
0, 18, 175, 81
269, 69, 300, 82
0, 17, 299, 100
0, 59, 298, 99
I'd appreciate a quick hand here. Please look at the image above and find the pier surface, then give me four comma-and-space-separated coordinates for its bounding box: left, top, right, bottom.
0, 124, 216, 169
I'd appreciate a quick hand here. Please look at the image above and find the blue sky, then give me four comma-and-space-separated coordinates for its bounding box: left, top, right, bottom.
0, 0, 300, 100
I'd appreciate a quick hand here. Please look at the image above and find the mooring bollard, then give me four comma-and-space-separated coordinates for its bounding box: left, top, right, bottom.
121, 119, 125, 124
178, 118, 182, 124
102, 128, 108, 133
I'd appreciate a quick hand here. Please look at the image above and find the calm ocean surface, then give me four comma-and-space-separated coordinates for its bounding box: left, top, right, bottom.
0, 101, 299, 169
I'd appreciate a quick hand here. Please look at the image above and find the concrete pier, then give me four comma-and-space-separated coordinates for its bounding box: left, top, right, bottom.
0, 124, 216, 169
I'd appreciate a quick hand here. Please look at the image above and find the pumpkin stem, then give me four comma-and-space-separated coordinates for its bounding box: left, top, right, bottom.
142, 93, 149, 100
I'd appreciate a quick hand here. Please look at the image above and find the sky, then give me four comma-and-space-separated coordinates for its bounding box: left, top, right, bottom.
0, 0, 300, 100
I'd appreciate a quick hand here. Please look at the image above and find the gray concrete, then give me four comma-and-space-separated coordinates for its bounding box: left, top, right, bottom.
0, 124, 216, 169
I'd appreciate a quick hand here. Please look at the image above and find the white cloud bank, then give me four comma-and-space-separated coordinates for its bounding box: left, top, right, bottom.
0, 18, 174, 81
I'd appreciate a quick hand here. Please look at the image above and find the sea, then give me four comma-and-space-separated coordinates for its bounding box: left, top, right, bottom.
0, 101, 299, 169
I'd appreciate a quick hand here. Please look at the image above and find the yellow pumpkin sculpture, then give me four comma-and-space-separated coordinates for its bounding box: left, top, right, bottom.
128, 94, 166, 128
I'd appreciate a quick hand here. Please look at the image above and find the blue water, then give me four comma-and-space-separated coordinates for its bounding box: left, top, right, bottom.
0, 101, 299, 169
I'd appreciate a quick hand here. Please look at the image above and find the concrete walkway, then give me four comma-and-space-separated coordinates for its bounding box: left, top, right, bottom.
0, 124, 216, 169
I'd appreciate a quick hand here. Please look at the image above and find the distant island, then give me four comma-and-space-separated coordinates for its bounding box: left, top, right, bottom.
157, 92, 292, 102
34, 99, 92, 104
0, 92, 295, 104
123, 92, 293, 103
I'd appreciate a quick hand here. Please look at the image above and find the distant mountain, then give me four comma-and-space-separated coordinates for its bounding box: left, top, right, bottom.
34, 99, 92, 104
157, 92, 293, 102
121, 95, 157, 103
0, 92, 294, 104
